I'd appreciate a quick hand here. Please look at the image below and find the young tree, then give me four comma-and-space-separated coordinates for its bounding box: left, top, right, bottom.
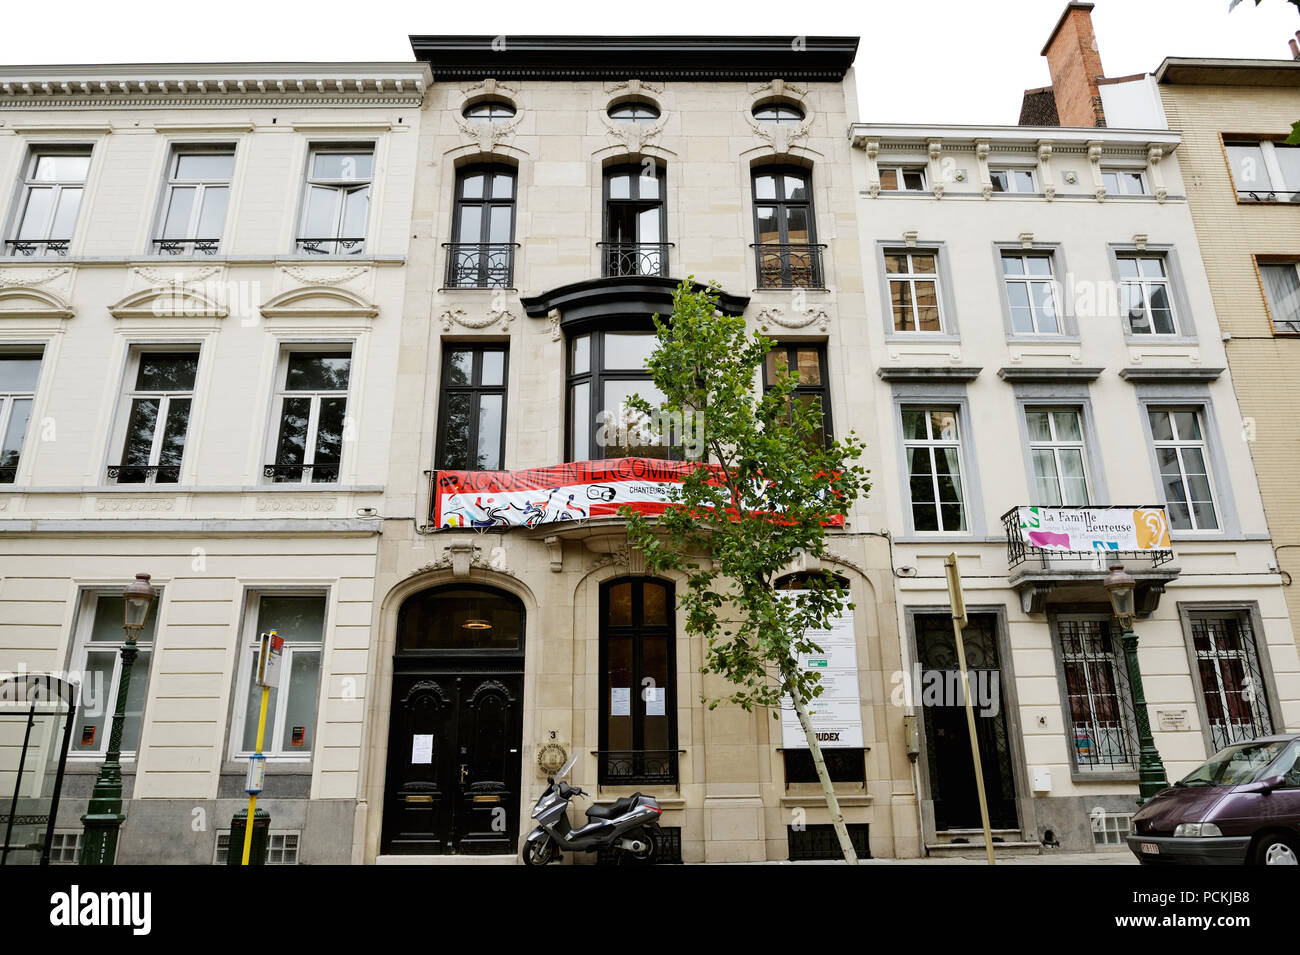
621, 279, 871, 863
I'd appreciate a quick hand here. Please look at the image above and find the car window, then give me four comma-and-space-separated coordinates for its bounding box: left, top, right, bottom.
1181, 739, 1290, 787
1279, 743, 1300, 789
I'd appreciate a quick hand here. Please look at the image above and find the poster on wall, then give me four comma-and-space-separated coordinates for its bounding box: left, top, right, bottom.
1015, 505, 1171, 553
780, 592, 864, 749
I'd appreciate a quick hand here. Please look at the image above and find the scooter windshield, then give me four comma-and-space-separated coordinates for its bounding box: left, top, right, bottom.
556, 752, 578, 780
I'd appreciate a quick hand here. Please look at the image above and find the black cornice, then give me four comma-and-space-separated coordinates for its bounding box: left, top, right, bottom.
520, 275, 749, 332
409, 35, 859, 82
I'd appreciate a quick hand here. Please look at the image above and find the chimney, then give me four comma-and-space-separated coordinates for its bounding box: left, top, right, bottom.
1290, 31, 1299, 60
1041, 2, 1107, 127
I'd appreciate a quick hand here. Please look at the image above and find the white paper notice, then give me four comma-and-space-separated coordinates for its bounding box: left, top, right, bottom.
611, 687, 632, 716
411, 734, 434, 765
644, 686, 665, 716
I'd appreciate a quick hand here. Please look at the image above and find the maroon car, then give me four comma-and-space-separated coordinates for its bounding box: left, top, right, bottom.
1128, 734, 1300, 865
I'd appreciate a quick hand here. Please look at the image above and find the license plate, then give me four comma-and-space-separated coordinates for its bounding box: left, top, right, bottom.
1140, 842, 1160, 855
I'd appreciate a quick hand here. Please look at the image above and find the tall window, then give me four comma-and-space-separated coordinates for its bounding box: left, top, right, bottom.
266, 349, 350, 484
600, 578, 676, 785
1189, 611, 1274, 751
435, 345, 508, 470
109, 350, 198, 485
752, 167, 821, 288
886, 251, 942, 333
1102, 168, 1146, 195
1057, 616, 1136, 770
1259, 261, 1300, 333
1119, 253, 1177, 336
1225, 139, 1300, 202
763, 344, 832, 449
69, 592, 159, 758
153, 147, 234, 256
902, 407, 967, 533
1148, 408, 1218, 531
232, 594, 327, 757
1002, 252, 1059, 334
6, 148, 91, 257
0, 352, 41, 483
296, 146, 372, 255
446, 164, 516, 288
1026, 408, 1089, 505
567, 330, 669, 461
602, 163, 666, 277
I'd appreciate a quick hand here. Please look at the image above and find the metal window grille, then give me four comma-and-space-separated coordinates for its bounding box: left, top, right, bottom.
1191, 613, 1273, 751
214, 829, 300, 865
49, 831, 82, 864
596, 825, 682, 865
787, 824, 871, 861
1059, 618, 1138, 769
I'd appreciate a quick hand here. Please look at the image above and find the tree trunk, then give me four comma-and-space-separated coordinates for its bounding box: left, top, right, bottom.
790, 688, 858, 864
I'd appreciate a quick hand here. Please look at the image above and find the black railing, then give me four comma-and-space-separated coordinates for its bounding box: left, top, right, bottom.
4, 239, 70, 257
443, 242, 516, 288
263, 463, 340, 484
752, 243, 826, 289
1237, 190, 1300, 204
107, 464, 181, 484
152, 238, 220, 256
599, 242, 671, 277
0, 466, 16, 484
594, 749, 680, 786
1003, 505, 1174, 569
295, 237, 365, 256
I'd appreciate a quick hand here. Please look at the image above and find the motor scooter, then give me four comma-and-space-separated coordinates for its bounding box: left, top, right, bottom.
522, 754, 661, 865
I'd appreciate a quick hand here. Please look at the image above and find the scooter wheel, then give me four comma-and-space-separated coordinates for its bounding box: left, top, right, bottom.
617, 826, 659, 865
522, 835, 556, 866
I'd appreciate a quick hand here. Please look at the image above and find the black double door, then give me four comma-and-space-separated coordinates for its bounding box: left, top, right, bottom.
381, 669, 523, 855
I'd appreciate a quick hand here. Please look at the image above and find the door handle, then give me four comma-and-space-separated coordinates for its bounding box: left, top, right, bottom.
460, 764, 469, 785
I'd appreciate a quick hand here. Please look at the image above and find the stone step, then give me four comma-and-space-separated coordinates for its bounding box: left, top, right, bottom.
375, 854, 517, 865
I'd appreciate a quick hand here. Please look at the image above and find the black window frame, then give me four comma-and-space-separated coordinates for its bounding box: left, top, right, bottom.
751, 165, 822, 289
434, 343, 509, 471
752, 102, 805, 124
445, 163, 518, 289
607, 101, 660, 124
601, 162, 668, 277
462, 100, 516, 122
762, 342, 833, 449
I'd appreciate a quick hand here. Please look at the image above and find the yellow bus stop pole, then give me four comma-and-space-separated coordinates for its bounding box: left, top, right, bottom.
242, 684, 270, 866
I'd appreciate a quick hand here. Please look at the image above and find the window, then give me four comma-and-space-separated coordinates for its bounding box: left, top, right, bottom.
5, 148, 91, 257
1057, 616, 1136, 770
1188, 611, 1274, 751
782, 749, 865, 785
763, 344, 832, 449
48, 831, 82, 864
902, 407, 967, 533
603, 163, 667, 277
215, 830, 300, 865
446, 164, 516, 288
1102, 168, 1146, 195
435, 345, 507, 471
1118, 253, 1176, 336
990, 168, 1035, 193
232, 594, 327, 757
878, 166, 926, 192
153, 147, 234, 255
1026, 408, 1089, 505
753, 102, 804, 124
1092, 812, 1133, 846
109, 350, 198, 484
1225, 139, 1300, 202
463, 100, 516, 123
567, 330, 670, 461
266, 349, 350, 484
398, 585, 523, 651
608, 101, 659, 124
886, 251, 942, 333
0, 352, 41, 483
1258, 261, 1300, 333
296, 146, 372, 255
1148, 408, 1218, 531
599, 578, 677, 785
69, 592, 159, 758
1002, 252, 1060, 334
752, 167, 822, 288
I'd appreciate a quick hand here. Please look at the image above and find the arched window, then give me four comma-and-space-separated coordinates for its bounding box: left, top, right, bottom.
608, 101, 660, 124
398, 584, 524, 652
752, 102, 804, 124
463, 100, 516, 123
751, 166, 822, 289
602, 162, 667, 277
446, 164, 516, 288
600, 577, 677, 784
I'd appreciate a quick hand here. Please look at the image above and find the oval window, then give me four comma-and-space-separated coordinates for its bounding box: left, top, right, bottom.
463, 100, 516, 123
608, 101, 660, 124
753, 103, 805, 124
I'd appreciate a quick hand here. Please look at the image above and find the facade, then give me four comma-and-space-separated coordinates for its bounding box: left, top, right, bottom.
0, 62, 431, 864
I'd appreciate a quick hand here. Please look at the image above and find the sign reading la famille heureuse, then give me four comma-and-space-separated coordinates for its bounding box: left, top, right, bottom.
781, 592, 863, 749
1016, 506, 1171, 553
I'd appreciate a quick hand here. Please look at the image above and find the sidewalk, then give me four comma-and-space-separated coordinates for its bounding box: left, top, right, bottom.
717, 851, 1138, 865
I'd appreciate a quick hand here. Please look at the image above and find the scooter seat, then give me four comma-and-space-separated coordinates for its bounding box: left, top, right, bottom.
585, 794, 639, 820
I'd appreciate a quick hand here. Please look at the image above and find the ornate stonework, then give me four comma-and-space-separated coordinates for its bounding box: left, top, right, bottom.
755, 304, 831, 333
438, 306, 514, 332
255, 498, 338, 512
95, 498, 176, 512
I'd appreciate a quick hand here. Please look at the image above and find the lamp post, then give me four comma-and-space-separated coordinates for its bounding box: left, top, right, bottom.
1103, 562, 1169, 804
80, 573, 156, 865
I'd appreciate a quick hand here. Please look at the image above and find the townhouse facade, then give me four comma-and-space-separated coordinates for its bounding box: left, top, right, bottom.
0, 62, 430, 864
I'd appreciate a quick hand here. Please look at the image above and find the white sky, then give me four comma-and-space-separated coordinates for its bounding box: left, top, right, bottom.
0, 0, 1296, 124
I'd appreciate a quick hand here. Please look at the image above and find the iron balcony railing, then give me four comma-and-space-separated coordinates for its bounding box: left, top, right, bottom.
263, 463, 340, 484
152, 238, 220, 256
1237, 189, 1300, 204
443, 242, 517, 289
751, 243, 826, 289
4, 239, 70, 257
1002, 504, 1175, 569
598, 241, 672, 278
594, 749, 681, 787
295, 237, 365, 256
107, 464, 182, 484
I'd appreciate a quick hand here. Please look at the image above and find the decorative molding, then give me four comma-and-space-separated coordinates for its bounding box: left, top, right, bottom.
110, 273, 227, 320
997, 366, 1104, 383
95, 498, 176, 512
254, 498, 338, 512
544, 535, 564, 573
877, 366, 982, 382
259, 284, 378, 320
402, 541, 518, 580
902, 230, 919, 248
1132, 233, 1148, 252
588, 538, 647, 575
0, 285, 75, 319
281, 265, 367, 287
438, 305, 514, 332
605, 78, 664, 96
455, 110, 523, 152
755, 303, 831, 333
547, 308, 562, 342
1019, 232, 1035, 249
0, 267, 68, 289
601, 113, 666, 154
1118, 367, 1224, 383
463, 77, 521, 99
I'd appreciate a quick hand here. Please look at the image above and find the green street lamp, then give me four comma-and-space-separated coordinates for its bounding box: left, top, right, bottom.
80, 573, 156, 865
1104, 562, 1169, 804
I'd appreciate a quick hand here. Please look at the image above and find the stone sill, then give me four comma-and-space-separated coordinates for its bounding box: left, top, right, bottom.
780, 794, 873, 808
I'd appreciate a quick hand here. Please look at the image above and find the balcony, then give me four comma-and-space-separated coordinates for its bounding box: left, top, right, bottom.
152, 238, 220, 257
1237, 189, 1300, 204
263, 463, 339, 484
295, 237, 365, 256
594, 749, 680, 787
443, 242, 517, 289
752, 243, 825, 289
107, 464, 181, 484
599, 242, 671, 278
4, 239, 70, 257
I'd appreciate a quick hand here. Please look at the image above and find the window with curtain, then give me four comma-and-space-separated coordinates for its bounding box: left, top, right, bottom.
1259, 261, 1300, 333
